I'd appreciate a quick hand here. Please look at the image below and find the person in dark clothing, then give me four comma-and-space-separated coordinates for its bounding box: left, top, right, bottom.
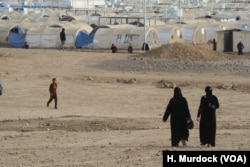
141, 42, 149, 52
163, 87, 192, 147
0, 81, 3, 96
127, 43, 133, 53
197, 86, 219, 147
47, 78, 58, 109
111, 44, 117, 53
237, 41, 244, 55
23, 41, 29, 49
212, 39, 216, 51
60, 28, 66, 49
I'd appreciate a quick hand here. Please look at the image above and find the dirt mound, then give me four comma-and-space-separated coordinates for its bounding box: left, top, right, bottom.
143, 43, 229, 61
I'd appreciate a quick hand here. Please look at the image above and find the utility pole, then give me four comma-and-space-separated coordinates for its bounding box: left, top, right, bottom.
179, 0, 181, 24
143, 0, 147, 52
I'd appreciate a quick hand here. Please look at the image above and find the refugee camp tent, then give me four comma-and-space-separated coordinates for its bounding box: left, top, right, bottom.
88, 25, 110, 44
60, 15, 76, 22
25, 24, 46, 48
8, 24, 27, 48
45, 15, 59, 23
1, 15, 10, 20
75, 30, 92, 48
71, 20, 93, 33
8, 11, 24, 22
180, 24, 208, 44
21, 17, 32, 24
129, 21, 144, 27
25, 12, 50, 22
40, 24, 64, 48
89, 24, 161, 50
205, 23, 226, 41
71, 21, 93, 48
26, 22, 92, 48
153, 25, 185, 45
0, 21, 11, 44
54, 23, 92, 48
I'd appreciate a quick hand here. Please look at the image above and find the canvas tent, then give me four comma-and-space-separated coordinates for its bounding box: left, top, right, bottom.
0, 21, 11, 44
60, 15, 76, 22
25, 24, 46, 48
25, 12, 50, 22
8, 24, 27, 48
8, 11, 24, 22
154, 25, 185, 45
180, 24, 208, 44
205, 23, 226, 41
1, 15, 10, 20
40, 25, 65, 48
71, 20, 93, 33
71, 21, 93, 48
89, 24, 161, 50
75, 30, 91, 48
88, 25, 110, 44
25, 22, 92, 48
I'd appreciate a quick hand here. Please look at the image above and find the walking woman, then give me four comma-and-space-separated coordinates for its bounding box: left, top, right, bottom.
163, 87, 192, 147
197, 86, 219, 147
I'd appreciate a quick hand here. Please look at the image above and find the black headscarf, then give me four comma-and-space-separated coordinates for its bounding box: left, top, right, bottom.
205, 86, 212, 96
173, 87, 182, 98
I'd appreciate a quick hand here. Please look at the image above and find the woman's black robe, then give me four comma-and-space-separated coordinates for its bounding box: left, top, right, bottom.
163, 95, 191, 147
197, 94, 219, 146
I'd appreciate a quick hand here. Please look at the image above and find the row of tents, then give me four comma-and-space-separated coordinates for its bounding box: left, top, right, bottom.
0, 11, 249, 50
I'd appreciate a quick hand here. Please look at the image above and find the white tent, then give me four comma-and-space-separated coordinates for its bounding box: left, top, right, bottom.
90, 24, 161, 50
205, 23, 226, 41
153, 25, 185, 45
25, 12, 51, 22
40, 24, 64, 48
25, 22, 93, 48
71, 20, 93, 33
0, 21, 11, 43
1, 14, 10, 20
180, 24, 209, 44
25, 24, 47, 48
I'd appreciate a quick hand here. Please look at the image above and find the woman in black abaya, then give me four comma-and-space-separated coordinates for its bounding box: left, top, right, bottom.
197, 86, 219, 147
162, 87, 192, 147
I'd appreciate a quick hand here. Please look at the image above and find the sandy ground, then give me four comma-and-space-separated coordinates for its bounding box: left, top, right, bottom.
0, 44, 250, 167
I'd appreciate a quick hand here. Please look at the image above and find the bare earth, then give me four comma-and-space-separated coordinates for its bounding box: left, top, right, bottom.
0, 43, 249, 167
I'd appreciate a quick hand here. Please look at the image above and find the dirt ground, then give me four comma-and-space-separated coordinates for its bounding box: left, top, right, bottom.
0, 43, 249, 167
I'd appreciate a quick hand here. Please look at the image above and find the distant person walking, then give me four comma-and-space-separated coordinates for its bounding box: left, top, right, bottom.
60, 28, 66, 50
197, 86, 219, 147
47, 78, 58, 109
162, 87, 193, 147
111, 44, 117, 53
237, 41, 244, 55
